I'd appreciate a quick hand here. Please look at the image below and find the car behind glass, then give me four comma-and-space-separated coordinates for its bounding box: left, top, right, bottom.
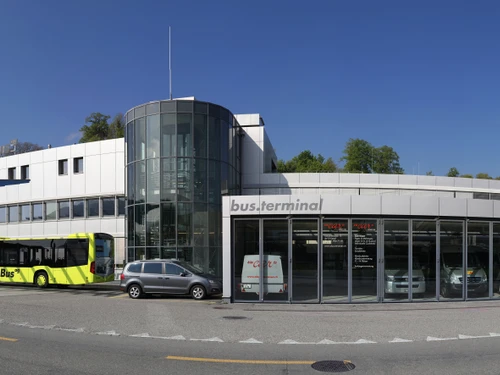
119, 259, 222, 300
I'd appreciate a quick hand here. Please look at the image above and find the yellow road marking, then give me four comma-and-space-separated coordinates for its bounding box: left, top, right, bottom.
0, 336, 18, 342
166, 355, 314, 365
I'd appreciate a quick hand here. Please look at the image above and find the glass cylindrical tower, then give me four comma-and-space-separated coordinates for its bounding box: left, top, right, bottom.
125, 99, 241, 277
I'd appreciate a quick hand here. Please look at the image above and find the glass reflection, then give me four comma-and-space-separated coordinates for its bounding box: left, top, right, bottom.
466, 222, 489, 298
352, 220, 378, 302
292, 220, 318, 302
322, 219, 348, 302
412, 221, 437, 300
440, 221, 464, 300
493, 224, 500, 299
383, 221, 411, 302
264, 220, 289, 302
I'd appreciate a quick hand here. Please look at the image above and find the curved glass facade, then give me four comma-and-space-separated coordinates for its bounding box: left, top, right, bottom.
125, 100, 241, 276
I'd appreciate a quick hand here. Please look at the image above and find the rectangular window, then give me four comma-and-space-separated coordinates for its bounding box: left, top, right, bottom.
0, 207, 6, 223
66, 239, 89, 266
58, 159, 68, 175
8, 167, 15, 180
46, 201, 57, 220
58, 200, 70, 219
8, 206, 18, 222
118, 197, 125, 216
102, 198, 115, 216
21, 165, 29, 179
73, 157, 83, 174
21, 204, 30, 221
72, 200, 85, 218
32, 203, 43, 220
87, 199, 100, 217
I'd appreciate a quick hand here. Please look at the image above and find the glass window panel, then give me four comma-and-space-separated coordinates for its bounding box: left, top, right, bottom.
177, 202, 192, 246
146, 114, 160, 158
208, 104, 220, 118
161, 158, 176, 202
118, 197, 125, 215
146, 102, 160, 115
127, 121, 135, 163
194, 102, 207, 114
127, 206, 134, 241
467, 222, 489, 299
493, 224, 500, 299
178, 247, 192, 263
161, 247, 176, 259
58, 201, 69, 219
177, 158, 192, 201
160, 100, 176, 112
233, 220, 260, 301
322, 219, 348, 302
208, 204, 221, 246
143, 262, 162, 274
146, 204, 160, 246
127, 163, 135, 204
134, 205, 146, 246
87, 199, 99, 217
127, 248, 135, 263
73, 157, 83, 174
135, 105, 145, 117
135, 161, 146, 203
32, 203, 42, 220
194, 159, 207, 202
135, 248, 145, 261
20, 204, 30, 221
72, 200, 85, 218
208, 116, 220, 159
220, 120, 229, 163
161, 203, 176, 247
291, 220, 318, 302
0, 207, 5, 223
440, 221, 464, 300
263, 220, 290, 302
134, 117, 146, 160
161, 114, 176, 157
21, 165, 29, 179
209, 247, 221, 277
412, 220, 437, 300
352, 220, 378, 302
194, 114, 207, 159
383, 220, 412, 302
102, 198, 115, 216
46, 201, 57, 220
208, 160, 221, 205
177, 101, 193, 112
177, 114, 192, 157
147, 159, 160, 203
193, 204, 208, 246
146, 247, 160, 260
127, 110, 134, 123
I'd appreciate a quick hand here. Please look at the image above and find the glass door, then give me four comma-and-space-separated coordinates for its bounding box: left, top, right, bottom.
466, 221, 489, 299
292, 219, 319, 303
439, 221, 464, 300
352, 220, 378, 302
322, 219, 348, 302
383, 220, 411, 302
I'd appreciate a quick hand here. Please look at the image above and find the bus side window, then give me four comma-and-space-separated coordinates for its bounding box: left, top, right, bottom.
19, 247, 29, 266
31, 247, 42, 266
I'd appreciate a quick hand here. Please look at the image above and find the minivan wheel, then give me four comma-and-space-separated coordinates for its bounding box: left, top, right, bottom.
191, 285, 206, 300
128, 284, 143, 299
440, 283, 450, 298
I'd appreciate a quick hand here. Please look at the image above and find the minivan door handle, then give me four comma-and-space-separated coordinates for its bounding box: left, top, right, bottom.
164, 277, 170, 280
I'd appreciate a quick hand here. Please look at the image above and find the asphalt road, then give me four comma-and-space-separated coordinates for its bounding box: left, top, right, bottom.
1, 285, 500, 374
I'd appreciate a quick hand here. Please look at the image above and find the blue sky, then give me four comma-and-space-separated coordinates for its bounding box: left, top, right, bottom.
0, 0, 499, 177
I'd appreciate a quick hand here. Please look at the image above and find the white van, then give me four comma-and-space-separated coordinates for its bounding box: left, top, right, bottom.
240, 255, 286, 294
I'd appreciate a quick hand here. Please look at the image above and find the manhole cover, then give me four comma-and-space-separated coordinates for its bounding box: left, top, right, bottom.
222, 316, 248, 320
311, 360, 355, 373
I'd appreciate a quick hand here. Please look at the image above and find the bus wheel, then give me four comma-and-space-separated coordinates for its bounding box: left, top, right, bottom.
34, 272, 49, 288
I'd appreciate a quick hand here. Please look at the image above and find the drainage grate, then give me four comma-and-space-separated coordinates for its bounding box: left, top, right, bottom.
222, 316, 248, 320
311, 360, 355, 373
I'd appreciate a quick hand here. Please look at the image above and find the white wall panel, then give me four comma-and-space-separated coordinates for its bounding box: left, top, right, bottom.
56, 146, 71, 160
30, 222, 45, 236
351, 195, 381, 215
440, 198, 467, 217
57, 221, 71, 235
56, 174, 71, 197
85, 141, 101, 156
115, 152, 125, 192
472, 179, 490, 189
43, 161, 58, 198
417, 175, 437, 186
70, 220, 86, 234
494, 201, 500, 218
85, 220, 102, 234
398, 175, 418, 185
299, 173, 320, 184
319, 173, 340, 184
6, 185, 19, 203
18, 224, 31, 237
43, 222, 58, 236
7, 224, 19, 237
340, 174, 360, 184
100, 153, 117, 193
321, 195, 351, 214
85, 155, 101, 194
410, 196, 439, 216
30, 161, 45, 200
467, 199, 494, 218
43, 148, 57, 162
71, 174, 86, 196
280, 173, 300, 185
101, 219, 118, 234
360, 174, 379, 184
379, 174, 399, 185
381, 195, 411, 216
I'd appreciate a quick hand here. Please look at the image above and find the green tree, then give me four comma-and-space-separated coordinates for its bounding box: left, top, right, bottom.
79, 112, 124, 143
109, 113, 125, 139
447, 167, 460, 177
341, 138, 403, 174
460, 174, 473, 178
475, 173, 492, 180
340, 138, 374, 173
426, 171, 434, 176
277, 150, 337, 173
15, 142, 43, 154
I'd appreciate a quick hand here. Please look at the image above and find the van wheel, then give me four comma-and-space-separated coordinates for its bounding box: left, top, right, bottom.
440, 283, 450, 298
191, 285, 206, 300
128, 284, 143, 299
34, 272, 49, 288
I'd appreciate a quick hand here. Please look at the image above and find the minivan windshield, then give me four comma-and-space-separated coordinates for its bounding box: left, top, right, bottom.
442, 252, 482, 268
175, 261, 204, 275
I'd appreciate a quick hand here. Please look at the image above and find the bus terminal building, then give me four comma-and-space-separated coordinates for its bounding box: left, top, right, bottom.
2, 96, 500, 303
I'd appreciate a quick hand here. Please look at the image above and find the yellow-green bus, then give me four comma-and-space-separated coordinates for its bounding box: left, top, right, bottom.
0, 233, 114, 287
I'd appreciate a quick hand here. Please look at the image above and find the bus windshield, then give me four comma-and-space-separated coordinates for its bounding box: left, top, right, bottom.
95, 234, 114, 278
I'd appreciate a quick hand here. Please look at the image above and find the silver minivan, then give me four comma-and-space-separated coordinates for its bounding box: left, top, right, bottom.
119, 259, 222, 300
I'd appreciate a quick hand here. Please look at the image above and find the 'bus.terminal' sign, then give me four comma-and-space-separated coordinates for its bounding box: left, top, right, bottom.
230, 198, 323, 214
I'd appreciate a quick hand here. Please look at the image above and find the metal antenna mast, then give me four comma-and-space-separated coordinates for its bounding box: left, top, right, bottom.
169, 26, 172, 100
